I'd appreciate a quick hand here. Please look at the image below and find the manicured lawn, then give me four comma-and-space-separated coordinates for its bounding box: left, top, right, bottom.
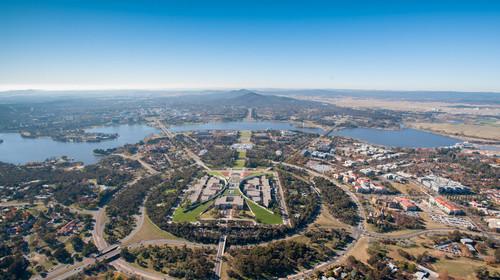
208, 170, 225, 177
239, 130, 252, 143
246, 199, 282, 225
163, 188, 176, 194
242, 171, 273, 180
223, 188, 236, 195
233, 187, 281, 224
124, 215, 181, 245
173, 201, 213, 223
234, 159, 246, 168
238, 150, 247, 158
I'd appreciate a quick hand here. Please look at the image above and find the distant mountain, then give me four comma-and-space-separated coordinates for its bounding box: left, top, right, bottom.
168, 89, 317, 107
222, 89, 314, 106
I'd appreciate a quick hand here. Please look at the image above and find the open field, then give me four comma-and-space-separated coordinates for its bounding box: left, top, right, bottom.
433, 258, 500, 280
124, 215, 181, 245
390, 182, 425, 196
410, 122, 500, 141
312, 204, 351, 230
343, 237, 370, 264
385, 235, 500, 279
297, 96, 500, 116
173, 201, 214, 223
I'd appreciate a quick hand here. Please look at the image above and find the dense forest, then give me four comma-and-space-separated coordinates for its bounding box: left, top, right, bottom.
227, 240, 326, 279
278, 169, 320, 228
201, 146, 238, 168
125, 245, 216, 280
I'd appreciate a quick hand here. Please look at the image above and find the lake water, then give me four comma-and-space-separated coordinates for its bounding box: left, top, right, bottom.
170, 121, 324, 134
0, 121, 467, 165
329, 127, 460, 148
0, 124, 159, 165
170, 121, 463, 148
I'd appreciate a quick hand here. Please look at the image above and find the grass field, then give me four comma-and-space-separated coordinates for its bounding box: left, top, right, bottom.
312, 204, 350, 229
234, 159, 246, 168
173, 201, 214, 223
433, 258, 500, 279
238, 150, 247, 158
412, 122, 500, 141
246, 199, 282, 225
208, 170, 225, 177
239, 130, 252, 143
124, 214, 181, 245
343, 237, 370, 264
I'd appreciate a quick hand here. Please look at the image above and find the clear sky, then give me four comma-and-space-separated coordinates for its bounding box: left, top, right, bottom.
1, 0, 499, 91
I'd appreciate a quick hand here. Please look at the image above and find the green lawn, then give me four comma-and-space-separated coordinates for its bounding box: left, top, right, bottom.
233, 187, 282, 225
245, 199, 283, 225
234, 159, 246, 168
172, 201, 213, 223
239, 130, 252, 143
242, 172, 273, 180
163, 189, 176, 194
208, 170, 225, 177
238, 150, 247, 158
223, 188, 236, 195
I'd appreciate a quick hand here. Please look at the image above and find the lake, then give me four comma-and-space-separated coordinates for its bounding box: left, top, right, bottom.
0, 121, 465, 165
328, 127, 460, 148
0, 124, 159, 165
171, 121, 463, 148
170, 120, 324, 134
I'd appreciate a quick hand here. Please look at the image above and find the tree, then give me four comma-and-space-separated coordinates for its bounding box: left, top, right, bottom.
70, 236, 84, 252
82, 241, 98, 257
53, 247, 72, 264
120, 247, 136, 263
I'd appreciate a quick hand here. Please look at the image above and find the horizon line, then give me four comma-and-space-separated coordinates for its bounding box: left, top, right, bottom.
1, 84, 499, 94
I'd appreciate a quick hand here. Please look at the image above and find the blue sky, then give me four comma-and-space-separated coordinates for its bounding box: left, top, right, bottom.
1, 0, 499, 91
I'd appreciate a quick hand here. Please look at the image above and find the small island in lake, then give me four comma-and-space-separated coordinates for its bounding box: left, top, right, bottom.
20, 129, 119, 143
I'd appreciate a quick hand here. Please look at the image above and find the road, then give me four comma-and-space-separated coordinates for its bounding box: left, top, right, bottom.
114, 153, 159, 175
214, 235, 227, 278
245, 108, 254, 121
154, 117, 210, 170
38, 258, 96, 280
111, 258, 175, 280
0, 201, 42, 207
274, 171, 292, 227
274, 161, 367, 279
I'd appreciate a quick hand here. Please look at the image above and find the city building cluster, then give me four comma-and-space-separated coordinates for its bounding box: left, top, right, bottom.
242, 176, 272, 207
419, 175, 471, 194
